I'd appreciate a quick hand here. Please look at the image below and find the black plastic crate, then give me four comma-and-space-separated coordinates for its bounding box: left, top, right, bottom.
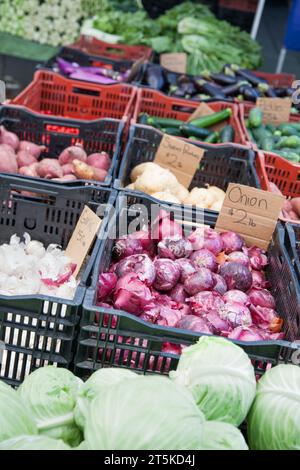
116, 124, 260, 214
74, 191, 300, 381
0, 105, 123, 188
285, 223, 300, 285
0, 175, 116, 386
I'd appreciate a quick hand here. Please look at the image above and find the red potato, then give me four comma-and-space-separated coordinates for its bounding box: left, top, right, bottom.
0, 126, 19, 150
19, 141, 46, 158
87, 152, 111, 171
19, 162, 39, 177
62, 163, 75, 175
36, 159, 63, 179
291, 198, 300, 218
58, 144, 87, 165
52, 174, 77, 182
0, 150, 18, 174
17, 150, 37, 168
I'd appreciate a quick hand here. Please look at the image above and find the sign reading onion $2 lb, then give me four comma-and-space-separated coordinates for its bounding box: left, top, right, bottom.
154, 134, 205, 188
216, 183, 285, 250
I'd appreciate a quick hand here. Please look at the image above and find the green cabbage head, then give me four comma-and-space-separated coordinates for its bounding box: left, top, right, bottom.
200, 421, 248, 450
248, 364, 300, 450
18, 366, 83, 447
0, 380, 37, 442
85, 375, 205, 450
75, 368, 138, 429
170, 336, 256, 425
0, 435, 70, 450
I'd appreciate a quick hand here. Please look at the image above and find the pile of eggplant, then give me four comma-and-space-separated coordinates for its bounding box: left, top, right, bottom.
141, 63, 297, 107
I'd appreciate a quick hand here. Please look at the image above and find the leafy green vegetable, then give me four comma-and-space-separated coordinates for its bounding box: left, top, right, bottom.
200, 421, 248, 450
170, 336, 256, 426
18, 366, 83, 447
0, 435, 70, 450
0, 380, 37, 442
248, 364, 300, 450
74, 368, 138, 429
85, 376, 205, 450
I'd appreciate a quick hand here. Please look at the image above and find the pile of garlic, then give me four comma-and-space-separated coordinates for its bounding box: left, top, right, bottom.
127, 162, 226, 210
0, 233, 77, 299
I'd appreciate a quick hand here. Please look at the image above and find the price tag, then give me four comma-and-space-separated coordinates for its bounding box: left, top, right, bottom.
215, 183, 285, 250
256, 97, 292, 125
187, 102, 224, 132
65, 205, 102, 278
160, 53, 187, 74
154, 134, 204, 188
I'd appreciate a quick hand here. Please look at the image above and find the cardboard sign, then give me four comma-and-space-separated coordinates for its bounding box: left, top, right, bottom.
256, 97, 292, 125
215, 183, 285, 250
187, 102, 224, 132
66, 205, 102, 278
154, 134, 204, 188
160, 53, 187, 74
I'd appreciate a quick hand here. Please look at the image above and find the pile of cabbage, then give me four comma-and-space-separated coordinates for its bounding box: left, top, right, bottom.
98, 210, 284, 349
0, 337, 299, 450
0, 233, 77, 299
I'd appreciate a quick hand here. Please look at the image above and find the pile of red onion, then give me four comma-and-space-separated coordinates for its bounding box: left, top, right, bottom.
97, 210, 284, 352
0, 126, 111, 183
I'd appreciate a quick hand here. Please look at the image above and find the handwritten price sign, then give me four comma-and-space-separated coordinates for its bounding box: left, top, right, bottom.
216, 184, 285, 250
256, 97, 292, 125
66, 205, 102, 278
154, 134, 204, 188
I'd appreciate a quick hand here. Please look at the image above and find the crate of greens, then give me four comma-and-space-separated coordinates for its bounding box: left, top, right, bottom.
0, 176, 116, 386
116, 125, 259, 214
74, 192, 300, 381
133, 88, 246, 145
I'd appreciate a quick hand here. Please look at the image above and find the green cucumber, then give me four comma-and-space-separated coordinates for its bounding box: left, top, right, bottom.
179, 124, 211, 139
220, 125, 235, 142
248, 107, 263, 128
204, 131, 220, 143
260, 136, 273, 151
278, 125, 299, 136
266, 123, 276, 133
147, 116, 184, 128
274, 135, 300, 149
190, 108, 232, 128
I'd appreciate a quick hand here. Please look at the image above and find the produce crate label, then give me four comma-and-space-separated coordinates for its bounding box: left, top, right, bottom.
66, 205, 102, 278
187, 102, 224, 131
154, 134, 204, 188
256, 97, 292, 125
215, 183, 285, 250
160, 53, 187, 74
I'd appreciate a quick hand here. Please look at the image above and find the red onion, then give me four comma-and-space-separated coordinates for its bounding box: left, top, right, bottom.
223, 290, 249, 305
97, 272, 117, 300
114, 273, 152, 315
183, 268, 214, 295
152, 210, 183, 241
245, 246, 268, 270
251, 270, 269, 289
212, 273, 227, 295
228, 326, 265, 342
115, 254, 155, 286
162, 342, 182, 355
226, 251, 250, 267
129, 229, 154, 254
219, 302, 252, 328
113, 237, 143, 260
58, 144, 87, 165
190, 248, 217, 272
19, 141, 46, 158
176, 315, 213, 334
188, 227, 223, 254
220, 231, 244, 254
158, 236, 192, 260
169, 284, 187, 304
206, 312, 231, 335
250, 305, 283, 332
0, 126, 19, 150
248, 288, 275, 309
153, 258, 181, 291
187, 291, 224, 315
219, 262, 253, 292
176, 258, 196, 283
157, 306, 184, 327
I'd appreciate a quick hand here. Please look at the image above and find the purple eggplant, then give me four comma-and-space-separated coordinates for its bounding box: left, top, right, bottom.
231, 65, 267, 86
203, 71, 237, 86
222, 80, 248, 96
239, 84, 260, 101
70, 70, 117, 84
196, 80, 226, 99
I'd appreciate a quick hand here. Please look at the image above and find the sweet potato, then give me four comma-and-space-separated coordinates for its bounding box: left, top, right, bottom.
61, 163, 75, 175
36, 159, 63, 179
87, 152, 111, 171
58, 144, 87, 165
17, 150, 37, 168
52, 174, 77, 182
73, 159, 107, 182
19, 162, 39, 177
0, 150, 18, 174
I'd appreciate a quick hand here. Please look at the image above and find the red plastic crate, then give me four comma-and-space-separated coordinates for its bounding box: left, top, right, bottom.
69, 35, 153, 62
254, 71, 295, 88
11, 70, 137, 124
218, 0, 258, 12
133, 88, 247, 145
256, 151, 300, 199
